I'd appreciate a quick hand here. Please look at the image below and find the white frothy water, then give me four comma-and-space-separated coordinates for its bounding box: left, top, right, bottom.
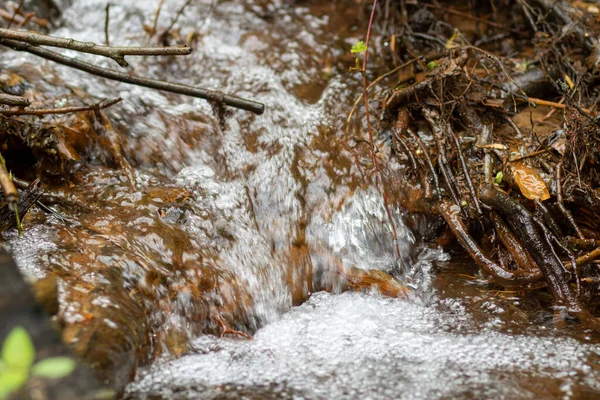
127, 291, 600, 400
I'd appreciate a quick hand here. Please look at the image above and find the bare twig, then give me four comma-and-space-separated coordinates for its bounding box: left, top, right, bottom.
0, 9, 47, 29
149, 0, 165, 39
0, 27, 192, 68
7, 0, 25, 29
528, 96, 594, 115
0, 156, 17, 204
448, 122, 482, 215
509, 148, 551, 162
0, 92, 29, 107
556, 162, 585, 239
162, 0, 193, 40
359, 0, 402, 260
0, 152, 19, 234
346, 57, 419, 134
104, 3, 110, 46
0, 97, 122, 116
0, 38, 265, 114
576, 248, 600, 267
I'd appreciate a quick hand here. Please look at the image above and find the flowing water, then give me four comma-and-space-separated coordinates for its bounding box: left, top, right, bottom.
2, 0, 600, 398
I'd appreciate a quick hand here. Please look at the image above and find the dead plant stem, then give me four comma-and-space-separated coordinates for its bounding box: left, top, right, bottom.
361, 0, 401, 260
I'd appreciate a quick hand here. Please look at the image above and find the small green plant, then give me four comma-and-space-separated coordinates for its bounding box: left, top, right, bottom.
350, 40, 367, 72
494, 171, 504, 185
426, 61, 438, 70
0, 326, 76, 399
350, 40, 367, 54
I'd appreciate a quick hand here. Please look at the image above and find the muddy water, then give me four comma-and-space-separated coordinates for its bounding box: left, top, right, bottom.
2, 0, 600, 398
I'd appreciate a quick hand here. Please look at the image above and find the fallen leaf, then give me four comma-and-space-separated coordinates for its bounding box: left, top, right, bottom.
512, 163, 550, 201
476, 143, 508, 150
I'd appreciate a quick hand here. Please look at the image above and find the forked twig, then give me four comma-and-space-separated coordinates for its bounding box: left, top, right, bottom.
0, 27, 192, 68
0, 97, 122, 116
0, 38, 265, 114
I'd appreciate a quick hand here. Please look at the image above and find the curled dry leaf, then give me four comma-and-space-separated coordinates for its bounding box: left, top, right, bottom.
476, 143, 508, 150
511, 163, 550, 201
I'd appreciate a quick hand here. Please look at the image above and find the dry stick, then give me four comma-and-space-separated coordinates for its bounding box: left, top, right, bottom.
150, 0, 165, 39
534, 198, 564, 240
420, 2, 509, 30
533, 214, 581, 296
0, 28, 192, 68
565, 237, 600, 250
576, 248, 600, 267
346, 57, 419, 133
407, 127, 441, 199
0, 179, 43, 233
539, 98, 563, 122
509, 148, 551, 162
480, 125, 493, 184
360, 0, 401, 260
424, 108, 462, 207
479, 185, 583, 312
394, 134, 419, 171
0, 9, 44, 29
490, 212, 539, 272
7, 0, 25, 29
0, 160, 17, 204
0, 92, 29, 107
104, 3, 110, 46
163, 0, 193, 39
0, 152, 19, 234
528, 96, 594, 115
0, 38, 265, 115
556, 162, 585, 239
435, 200, 542, 286
447, 122, 482, 215
0, 97, 122, 116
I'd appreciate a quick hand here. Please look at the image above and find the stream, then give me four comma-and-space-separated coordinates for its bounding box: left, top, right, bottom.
2, 0, 600, 399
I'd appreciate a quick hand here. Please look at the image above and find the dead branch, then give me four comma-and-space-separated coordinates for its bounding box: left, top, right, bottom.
160, 0, 193, 43
0, 97, 122, 116
0, 179, 42, 232
0, 27, 192, 68
0, 92, 30, 107
479, 185, 582, 312
434, 200, 543, 286
104, 3, 110, 46
7, 0, 24, 29
490, 212, 539, 272
0, 9, 47, 28
576, 248, 600, 267
0, 158, 17, 205
0, 38, 265, 114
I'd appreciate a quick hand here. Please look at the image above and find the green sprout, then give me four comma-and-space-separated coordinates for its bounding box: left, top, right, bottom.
460, 200, 468, 207
0, 326, 76, 399
426, 61, 438, 70
350, 41, 368, 72
351, 40, 367, 54
494, 171, 504, 185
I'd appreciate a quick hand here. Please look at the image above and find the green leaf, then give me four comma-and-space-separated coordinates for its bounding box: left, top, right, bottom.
31, 357, 76, 379
494, 171, 504, 185
0, 367, 29, 399
351, 41, 367, 54
426, 61, 437, 69
2, 327, 35, 369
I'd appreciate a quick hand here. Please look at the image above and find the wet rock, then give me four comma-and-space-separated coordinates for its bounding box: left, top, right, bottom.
0, 249, 108, 399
